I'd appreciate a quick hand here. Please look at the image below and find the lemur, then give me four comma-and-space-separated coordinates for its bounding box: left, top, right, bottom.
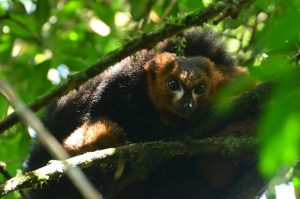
25, 28, 247, 199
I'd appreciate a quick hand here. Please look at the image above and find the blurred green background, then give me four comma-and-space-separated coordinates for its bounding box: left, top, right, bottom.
0, 0, 299, 198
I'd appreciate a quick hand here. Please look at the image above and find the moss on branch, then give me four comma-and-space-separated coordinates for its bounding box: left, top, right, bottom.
0, 136, 257, 197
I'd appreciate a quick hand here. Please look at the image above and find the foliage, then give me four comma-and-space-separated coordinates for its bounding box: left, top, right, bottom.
0, 0, 299, 198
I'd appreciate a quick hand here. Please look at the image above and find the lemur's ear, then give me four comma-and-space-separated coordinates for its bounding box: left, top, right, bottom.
144, 59, 158, 80
144, 52, 177, 77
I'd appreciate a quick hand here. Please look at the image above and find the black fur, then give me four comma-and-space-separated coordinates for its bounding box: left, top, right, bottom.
25, 28, 238, 199
158, 28, 236, 67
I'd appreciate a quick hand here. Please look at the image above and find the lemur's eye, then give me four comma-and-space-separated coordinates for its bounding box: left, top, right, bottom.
194, 83, 206, 95
167, 79, 181, 91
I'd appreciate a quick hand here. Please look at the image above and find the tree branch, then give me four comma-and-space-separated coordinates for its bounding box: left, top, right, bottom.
0, 162, 28, 199
0, 0, 254, 133
0, 137, 258, 197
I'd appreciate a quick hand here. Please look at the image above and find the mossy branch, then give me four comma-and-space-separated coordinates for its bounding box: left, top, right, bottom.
0, 136, 257, 197
0, 0, 254, 133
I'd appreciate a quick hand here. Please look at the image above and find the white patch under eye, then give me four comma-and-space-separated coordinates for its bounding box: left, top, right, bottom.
172, 88, 184, 103
192, 89, 198, 100
192, 89, 201, 103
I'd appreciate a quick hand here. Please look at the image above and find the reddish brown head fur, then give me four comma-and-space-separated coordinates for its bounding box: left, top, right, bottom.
144, 52, 243, 126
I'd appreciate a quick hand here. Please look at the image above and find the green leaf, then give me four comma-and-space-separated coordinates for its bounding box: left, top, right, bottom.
255, 0, 272, 10
253, 8, 300, 54
178, 0, 205, 11
0, 126, 31, 173
0, 34, 13, 62
90, 2, 115, 26
4, 19, 34, 38
128, 0, 149, 21
64, 1, 83, 14
34, 0, 50, 28
0, 96, 9, 120
55, 55, 87, 71
259, 90, 300, 178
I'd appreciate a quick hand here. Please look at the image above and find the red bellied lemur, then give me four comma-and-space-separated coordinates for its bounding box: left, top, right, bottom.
25, 28, 246, 199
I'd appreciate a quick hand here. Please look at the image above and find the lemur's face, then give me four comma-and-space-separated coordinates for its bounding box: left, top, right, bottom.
145, 52, 221, 119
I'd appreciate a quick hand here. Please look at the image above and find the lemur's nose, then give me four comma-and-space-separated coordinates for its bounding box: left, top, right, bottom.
179, 98, 195, 118
183, 101, 193, 111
